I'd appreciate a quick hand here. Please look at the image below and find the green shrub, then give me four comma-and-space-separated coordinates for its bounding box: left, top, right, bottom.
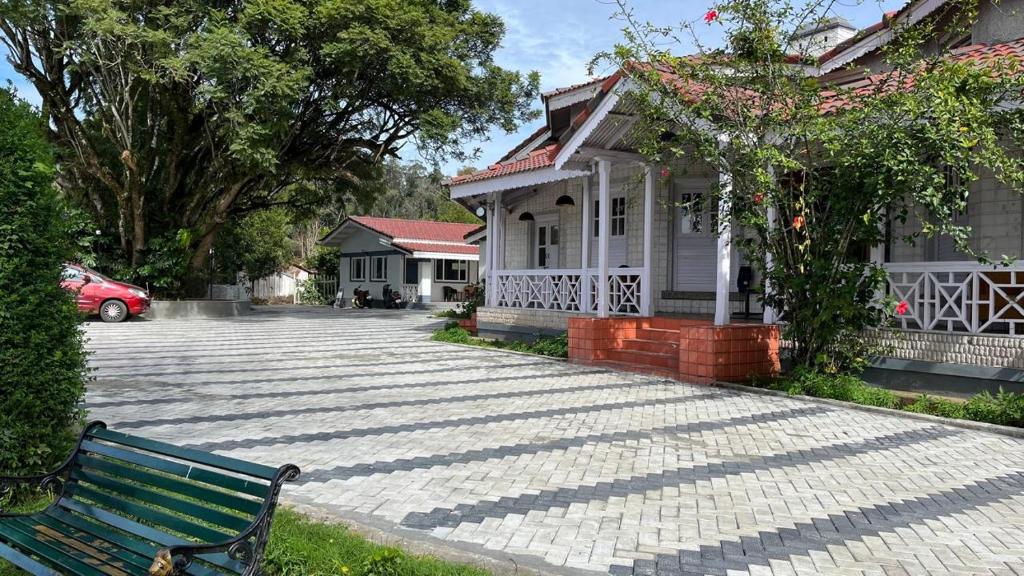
526, 333, 569, 359
431, 323, 473, 344
769, 368, 899, 409
0, 89, 88, 479
905, 395, 966, 420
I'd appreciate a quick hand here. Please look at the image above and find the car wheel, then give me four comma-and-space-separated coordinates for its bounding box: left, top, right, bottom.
100, 300, 128, 323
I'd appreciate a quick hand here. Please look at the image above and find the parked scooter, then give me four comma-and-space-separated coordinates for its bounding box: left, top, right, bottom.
382, 284, 405, 309
351, 286, 372, 309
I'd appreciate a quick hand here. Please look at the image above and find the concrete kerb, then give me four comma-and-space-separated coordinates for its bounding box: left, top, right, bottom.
285, 500, 586, 576
705, 380, 1024, 440
428, 339, 570, 363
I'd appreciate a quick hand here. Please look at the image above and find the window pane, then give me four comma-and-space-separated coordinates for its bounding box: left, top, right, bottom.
551, 226, 559, 245
538, 247, 547, 268
538, 226, 546, 245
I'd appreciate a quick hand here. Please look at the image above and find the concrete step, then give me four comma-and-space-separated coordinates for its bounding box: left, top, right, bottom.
635, 328, 679, 343
620, 338, 679, 355
605, 349, 678, 370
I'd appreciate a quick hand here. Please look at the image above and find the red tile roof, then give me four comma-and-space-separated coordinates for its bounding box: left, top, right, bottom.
498, 125, 550, 163
448, 144, 563, 185
819, 37, 1024, 113
393, 242, 479, 255
542, 76, 608, 99
350, 216, 481, 244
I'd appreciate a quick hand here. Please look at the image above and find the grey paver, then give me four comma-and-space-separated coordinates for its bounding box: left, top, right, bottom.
85, 307, 1024, 575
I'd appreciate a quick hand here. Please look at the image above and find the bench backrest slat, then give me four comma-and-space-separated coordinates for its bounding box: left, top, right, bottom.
89, 428, 279, 480
69, 469, 252, 534
78, 440, 269, 498
65, 483, 234, 544
74, 455, 263, 517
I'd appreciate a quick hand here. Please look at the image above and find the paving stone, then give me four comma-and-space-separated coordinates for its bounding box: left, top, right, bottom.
86, 308, 1024, 576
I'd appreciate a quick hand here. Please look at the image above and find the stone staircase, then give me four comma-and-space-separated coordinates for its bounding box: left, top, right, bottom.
599, 318, 686, 378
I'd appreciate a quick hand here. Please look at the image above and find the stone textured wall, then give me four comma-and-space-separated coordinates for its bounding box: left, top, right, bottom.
476, 306, 579, 331
866, 329, 1024, 369
656, 297, 764, 316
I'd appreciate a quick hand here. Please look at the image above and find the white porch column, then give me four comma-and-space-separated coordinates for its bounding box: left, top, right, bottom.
715, 141, 733, 326
762, 205, 778, 324
485, 198, 495, 307
641, 165, 655, 316
597, 159, 611, 317
869, 213, 887, 303
581, 176, 592, 312
418, 260, 433, 303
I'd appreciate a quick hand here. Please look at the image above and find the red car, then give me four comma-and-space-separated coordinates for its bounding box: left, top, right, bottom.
61, 264, 151, 322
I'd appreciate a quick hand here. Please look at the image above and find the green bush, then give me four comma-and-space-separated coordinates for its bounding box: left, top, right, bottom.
431, 323, 473, 344
0, 90, 88, 478
905, 395, 966, 420
768, 368, 899, 409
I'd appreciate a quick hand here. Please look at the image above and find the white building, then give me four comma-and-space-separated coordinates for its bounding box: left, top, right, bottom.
446, 0, 1024, 383
320, 216, 481, 305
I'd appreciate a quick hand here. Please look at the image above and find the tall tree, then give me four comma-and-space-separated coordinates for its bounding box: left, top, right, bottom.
0, 0, 538, 292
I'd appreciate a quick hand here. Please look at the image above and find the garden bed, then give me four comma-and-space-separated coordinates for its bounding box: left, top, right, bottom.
752, 368, 1024, 430
431, 323, 568, 359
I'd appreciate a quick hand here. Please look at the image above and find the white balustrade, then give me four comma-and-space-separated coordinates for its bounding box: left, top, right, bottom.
493, 268, 645, 316
401, 284, 419, 304
885, 261, 1024, 335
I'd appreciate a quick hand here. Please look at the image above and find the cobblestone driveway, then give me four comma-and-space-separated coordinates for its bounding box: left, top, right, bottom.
84, 307, 1024, 575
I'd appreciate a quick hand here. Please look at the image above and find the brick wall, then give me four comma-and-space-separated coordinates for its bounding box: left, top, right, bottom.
866, 329, 1024, 370
678, 324, 781, 384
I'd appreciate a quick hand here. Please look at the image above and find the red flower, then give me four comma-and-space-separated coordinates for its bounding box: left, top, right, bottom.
660, 166, 671, 179
704, 9, 719, 24
895, 300, 910, 316
753, 193, 763, 205
792, 215, 805, 230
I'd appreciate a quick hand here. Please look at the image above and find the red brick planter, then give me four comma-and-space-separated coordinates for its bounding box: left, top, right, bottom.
457, 314, 477, 336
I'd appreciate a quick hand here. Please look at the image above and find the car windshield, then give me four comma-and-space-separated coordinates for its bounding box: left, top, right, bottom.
83, 267, 113, 282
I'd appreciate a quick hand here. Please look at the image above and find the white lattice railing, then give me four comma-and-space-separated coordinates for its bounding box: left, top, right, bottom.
885, 262, 1024, 335
492, 268, 645, 316
588, 268, 644, 315
401, 284, 419, 304
494, 269, 586, 312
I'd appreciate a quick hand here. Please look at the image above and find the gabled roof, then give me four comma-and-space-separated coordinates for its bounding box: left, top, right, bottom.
320, 216, 480, 258
448, 144, 563, 185
348, 216, 480, 243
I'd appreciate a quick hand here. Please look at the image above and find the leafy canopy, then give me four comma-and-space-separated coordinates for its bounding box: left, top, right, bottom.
0, 0, 538, 293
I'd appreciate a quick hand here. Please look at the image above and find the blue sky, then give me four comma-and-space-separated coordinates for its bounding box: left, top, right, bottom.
0, 0, 907, 177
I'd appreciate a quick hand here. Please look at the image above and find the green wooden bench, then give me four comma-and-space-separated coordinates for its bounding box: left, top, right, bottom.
0, 421, 300, 576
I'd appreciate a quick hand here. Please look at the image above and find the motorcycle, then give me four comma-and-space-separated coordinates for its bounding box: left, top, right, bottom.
351, 286, 372, 309
382, 284, 404, 309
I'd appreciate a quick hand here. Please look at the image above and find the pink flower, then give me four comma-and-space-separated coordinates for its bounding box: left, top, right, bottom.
753, 193, 763, 205
792, 215, 805, 230
660, 166, 671, 179
704, 9, 719, 24
895, 300, 910, 316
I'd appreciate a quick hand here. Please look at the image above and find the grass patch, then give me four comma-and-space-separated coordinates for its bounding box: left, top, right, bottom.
264, 508, 489, 576
431, 324, 568, 359
756, 367, 1024, 429
2, 507, 488, 576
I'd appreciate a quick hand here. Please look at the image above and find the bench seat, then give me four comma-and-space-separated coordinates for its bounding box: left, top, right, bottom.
0, 422, 299, 576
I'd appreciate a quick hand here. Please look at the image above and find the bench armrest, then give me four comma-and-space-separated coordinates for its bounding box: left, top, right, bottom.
149, 464, 300, 576
0, 421, 107, 516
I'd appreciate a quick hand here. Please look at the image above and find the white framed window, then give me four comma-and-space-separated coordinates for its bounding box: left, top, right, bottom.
593, 197, 627, 237
435, 259, 469, 283
349, 256, 367, 281
370, 256, 388, 281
